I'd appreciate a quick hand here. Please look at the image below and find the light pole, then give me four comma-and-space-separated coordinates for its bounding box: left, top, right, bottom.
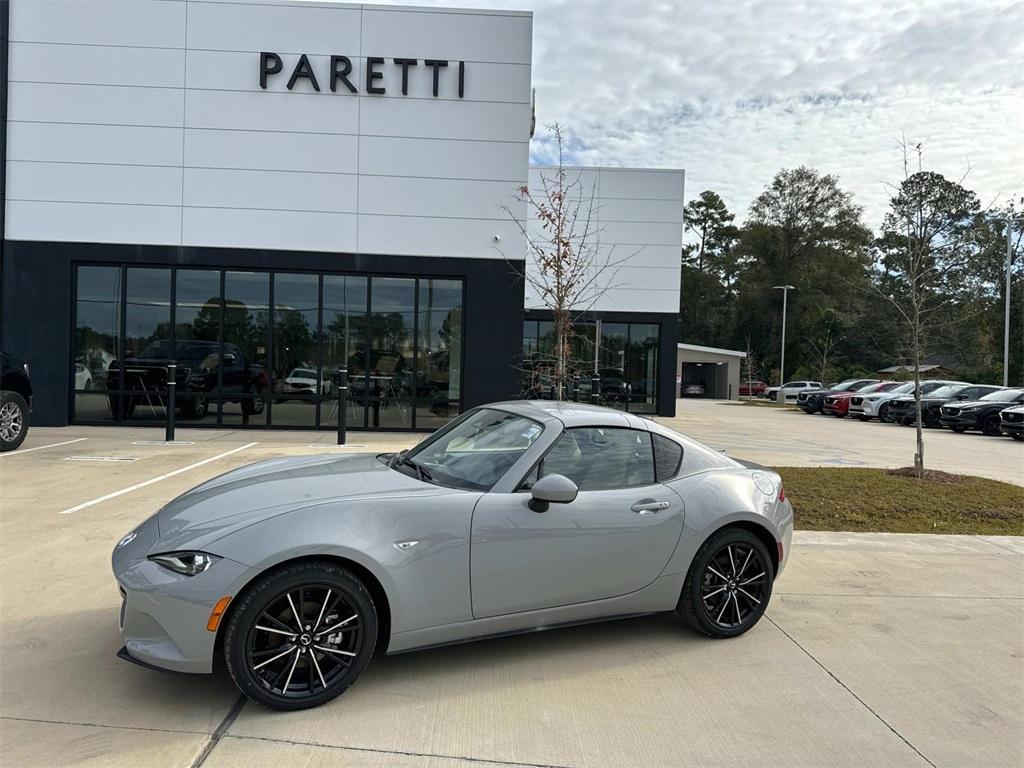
1004, 217, 1013, 387
774, 285, 795, 391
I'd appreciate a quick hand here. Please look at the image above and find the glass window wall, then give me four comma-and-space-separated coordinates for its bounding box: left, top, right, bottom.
71, 266, 464, 430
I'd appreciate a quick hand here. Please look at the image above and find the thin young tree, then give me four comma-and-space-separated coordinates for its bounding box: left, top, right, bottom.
502, 123, 639, 399
742, 335, 759, 399
871, 142, 980, 476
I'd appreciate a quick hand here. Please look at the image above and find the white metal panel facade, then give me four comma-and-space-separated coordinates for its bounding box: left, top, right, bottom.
524, 166, 684, 314
4, 0, 532, 258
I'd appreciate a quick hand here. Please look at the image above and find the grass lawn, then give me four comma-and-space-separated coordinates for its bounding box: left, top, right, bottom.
772, 467, 1024, 536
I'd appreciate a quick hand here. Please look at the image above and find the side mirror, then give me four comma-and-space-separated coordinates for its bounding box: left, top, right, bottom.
222, 353, 236, 365
529, 473, 578, 513
957, 394, 968, 400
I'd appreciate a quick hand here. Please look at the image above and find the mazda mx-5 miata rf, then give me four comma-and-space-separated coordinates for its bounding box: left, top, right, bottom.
113, 401, 793, 710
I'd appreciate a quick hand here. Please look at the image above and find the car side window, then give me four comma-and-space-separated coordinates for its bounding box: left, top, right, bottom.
652, 434, 683, 481
540, 427, 655, 491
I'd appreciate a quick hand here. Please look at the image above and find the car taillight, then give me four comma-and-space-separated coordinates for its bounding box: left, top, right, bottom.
778, 485, 786, 502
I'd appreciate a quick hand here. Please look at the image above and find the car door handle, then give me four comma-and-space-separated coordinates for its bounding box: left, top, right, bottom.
631, 500, 670, 515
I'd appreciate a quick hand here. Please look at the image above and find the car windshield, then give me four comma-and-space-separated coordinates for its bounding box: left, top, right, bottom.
927, 385, 964, 400
401, 408, 544, 491
981, 389, 1022, 402
889, 382, 915, 394
290, 369, 317, 379
857, 382, 886, 393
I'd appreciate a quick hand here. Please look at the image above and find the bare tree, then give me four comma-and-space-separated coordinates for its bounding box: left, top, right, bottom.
871, 141, 980, 476
501, 124, 639, 399
742, 335, 759, 399
805, 310, 844, 384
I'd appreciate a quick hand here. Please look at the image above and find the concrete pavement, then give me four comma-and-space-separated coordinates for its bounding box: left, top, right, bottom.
662, 398, 1024, 485
0, 425, 1021, 767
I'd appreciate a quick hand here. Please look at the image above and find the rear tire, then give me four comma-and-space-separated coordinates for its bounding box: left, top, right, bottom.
0, 391, 29, 452
223, 561, 377, 711
677, 528, 773, 639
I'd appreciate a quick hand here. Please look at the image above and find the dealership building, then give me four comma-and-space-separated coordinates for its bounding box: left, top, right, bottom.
0, 0, 683, 432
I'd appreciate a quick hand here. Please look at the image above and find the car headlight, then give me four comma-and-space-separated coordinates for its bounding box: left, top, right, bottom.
149, 551, 220, 576
959, 406, 980, 413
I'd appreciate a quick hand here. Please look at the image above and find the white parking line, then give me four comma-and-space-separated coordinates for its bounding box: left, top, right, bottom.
0, 437, 88, 456
59, 442, 259, 515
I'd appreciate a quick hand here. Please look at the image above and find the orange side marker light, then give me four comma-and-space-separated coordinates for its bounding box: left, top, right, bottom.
207, 596, 232, 632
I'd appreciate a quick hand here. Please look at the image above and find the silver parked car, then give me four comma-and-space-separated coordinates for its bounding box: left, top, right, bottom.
113, 402, 794, 710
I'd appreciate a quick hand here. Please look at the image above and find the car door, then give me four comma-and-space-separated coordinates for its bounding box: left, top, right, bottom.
470, 426, 685, 619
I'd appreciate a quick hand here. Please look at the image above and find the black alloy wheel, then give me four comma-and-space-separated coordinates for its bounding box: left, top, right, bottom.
678, 528, 773, 639
982, 414, 1003, 436
878, 402, 891, 422
224, 561, 377, 711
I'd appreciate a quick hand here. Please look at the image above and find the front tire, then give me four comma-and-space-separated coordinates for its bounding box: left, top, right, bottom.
223, 561, 378, 711
677, 528, 773, 639
981, 414, 1002, 436
0, 391, 29, 452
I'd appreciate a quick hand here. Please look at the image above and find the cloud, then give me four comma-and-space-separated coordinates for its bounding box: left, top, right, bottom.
372, 0, 1023, 227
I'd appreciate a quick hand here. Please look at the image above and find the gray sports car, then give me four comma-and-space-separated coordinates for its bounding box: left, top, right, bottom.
113, 401, 793, 710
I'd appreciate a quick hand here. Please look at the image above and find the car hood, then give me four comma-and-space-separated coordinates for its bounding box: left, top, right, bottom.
153, 453, 452, 552
944, 400, 1000, 411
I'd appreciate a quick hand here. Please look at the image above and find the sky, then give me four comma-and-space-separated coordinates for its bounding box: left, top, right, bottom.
373, 0, 1023, 230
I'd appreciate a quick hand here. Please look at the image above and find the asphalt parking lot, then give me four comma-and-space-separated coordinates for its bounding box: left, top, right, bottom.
1, 413, 1021, 767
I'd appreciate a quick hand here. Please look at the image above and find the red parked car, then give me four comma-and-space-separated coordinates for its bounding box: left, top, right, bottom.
739, 380, 768, 397
822, 381, 900, 417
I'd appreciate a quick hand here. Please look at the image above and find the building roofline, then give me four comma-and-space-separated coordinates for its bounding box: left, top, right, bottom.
677, 343, 747, 358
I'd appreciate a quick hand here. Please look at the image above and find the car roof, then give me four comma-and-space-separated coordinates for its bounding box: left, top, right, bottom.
487, 400, 652, 429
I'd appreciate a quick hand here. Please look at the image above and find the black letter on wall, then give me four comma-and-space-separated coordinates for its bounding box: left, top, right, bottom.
424, 59, 448, 97
393, 58, 417, 96
458, 60, 465, 98
365, 56, 386, 94
259, 52, 282, 89
287, 54, 320, 91
330, 55, 357, 93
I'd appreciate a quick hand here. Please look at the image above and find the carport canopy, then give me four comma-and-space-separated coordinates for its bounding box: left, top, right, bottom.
677, 343, 746, 400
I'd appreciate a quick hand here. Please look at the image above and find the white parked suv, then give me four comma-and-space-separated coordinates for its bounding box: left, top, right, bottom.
849, 379, 966, 422
766, 381, 822, 402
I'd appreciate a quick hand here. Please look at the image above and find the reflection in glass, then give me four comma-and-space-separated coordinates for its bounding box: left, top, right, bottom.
598, 322, 629, 405
74, 266, 121, 393
627, 324, 659, 413
320, 276, 368, 429
416, 279, 462, 429
367, 278, 414, 428
222, 272, 269, 421
73, 393, 117, 422
272, 273, 319, 404
118, 268, 173, 420
174, 270, 221, 422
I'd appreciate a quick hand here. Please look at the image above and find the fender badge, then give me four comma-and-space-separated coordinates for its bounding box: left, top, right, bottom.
118, 531, 138, 548
394, 541, 419, 551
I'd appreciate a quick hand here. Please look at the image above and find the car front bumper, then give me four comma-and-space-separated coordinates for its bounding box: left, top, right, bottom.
112, 514, 253, 674
850, 399, 882, 417
939, 412, 981, 430
1001, 422, 1023, 437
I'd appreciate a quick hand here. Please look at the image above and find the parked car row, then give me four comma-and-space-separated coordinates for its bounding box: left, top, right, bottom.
794, 377, 1024, 439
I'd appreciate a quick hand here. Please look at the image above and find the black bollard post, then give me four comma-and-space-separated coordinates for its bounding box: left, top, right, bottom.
591, 375, 600, 404
336, 365, 348, 446
624, 382, 632, 413
572, 376, 580, 402
165, 364, 176, 442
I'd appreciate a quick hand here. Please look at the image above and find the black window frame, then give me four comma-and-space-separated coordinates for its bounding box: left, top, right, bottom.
69, 263, 466, 431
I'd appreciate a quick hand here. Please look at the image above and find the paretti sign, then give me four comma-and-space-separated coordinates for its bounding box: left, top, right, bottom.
259, 53, 467, 98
